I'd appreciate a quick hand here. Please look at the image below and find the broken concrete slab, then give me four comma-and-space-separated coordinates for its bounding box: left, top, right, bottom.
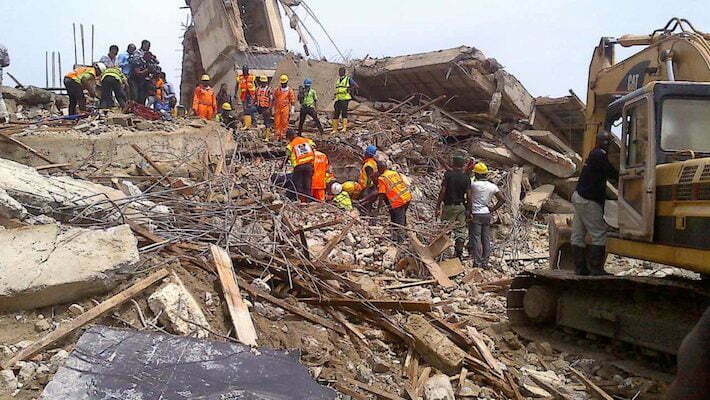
0, 224, 139, 312
522, 184, 555, 213
148, 274, 212, 339
404, 314, 467, 374
533, 94, 586, 156
40, 326, 337, 399
273, 54, 344, 112
503, 130, 577, 178
424, 374, 455, 400
470, 140, 522, 166
542, 193, 575, 214
522, 129, 582, 169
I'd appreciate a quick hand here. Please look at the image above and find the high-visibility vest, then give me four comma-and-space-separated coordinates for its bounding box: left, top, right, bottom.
333, 191, 353, 211
359, 157, 377, 188
274, 86, 295, 109
66, 67, 96, 84
154, 78, 165, 100
378, 169, 412, 209
302, 88, 317, 107
311, 151, 329, 189
237, 74, 256, 101
335, 75, 352, 101
287, 136, 315, 166
100, 67, 126, 84
256, 86, 272, 107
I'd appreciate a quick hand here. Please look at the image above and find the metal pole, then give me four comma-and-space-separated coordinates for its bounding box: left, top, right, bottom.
91, 24, 94, 64
51, 52, 56, 87
58, 52, 62, 79
80, 24, 85, 65
45, 52, 49, 88
73, 23, 77, 66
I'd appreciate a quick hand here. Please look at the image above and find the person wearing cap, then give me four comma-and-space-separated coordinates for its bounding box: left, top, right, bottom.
297, 78, 325, 135
192, 74, 217, 120
236, 65, 256, 106
284, 129, 316, 202
273, 74, 296, 140
64, 63, 101, 115
332, 66, 358, 133
255, 75, 273, 139
330, 182, 353, 211
467, 162, 505, 268
360, 160, 413, 242
99, 63, 128, 109
342, 181, 363, 199
216, 102, 238, 130
436, 153, 470, 259
311, 150, 333, 202
357, 145, 378, 202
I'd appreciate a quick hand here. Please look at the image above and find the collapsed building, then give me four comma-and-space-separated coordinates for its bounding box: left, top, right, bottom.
0, 2, 686, 400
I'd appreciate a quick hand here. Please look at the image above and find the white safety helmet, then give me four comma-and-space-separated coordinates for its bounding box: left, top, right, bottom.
330, 182, 343, 195
95, 62, 107, 73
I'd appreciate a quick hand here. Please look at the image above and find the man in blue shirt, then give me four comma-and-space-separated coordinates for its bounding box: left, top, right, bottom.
117, 44, 135, 100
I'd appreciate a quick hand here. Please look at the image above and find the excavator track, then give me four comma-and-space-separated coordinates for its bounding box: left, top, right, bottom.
507, 270, 710, 355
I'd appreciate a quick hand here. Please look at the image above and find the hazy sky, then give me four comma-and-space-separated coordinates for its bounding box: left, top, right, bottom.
1, 1, 708, 101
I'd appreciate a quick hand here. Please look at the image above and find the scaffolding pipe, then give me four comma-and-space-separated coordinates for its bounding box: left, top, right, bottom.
73, 23, 77, 66
91, 24, 95, 64
51, 51, 56, 87
80, 24, 85, 65
45, 52, 49, 88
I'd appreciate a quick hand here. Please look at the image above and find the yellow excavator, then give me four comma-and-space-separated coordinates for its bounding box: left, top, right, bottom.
508, 18, 710, 355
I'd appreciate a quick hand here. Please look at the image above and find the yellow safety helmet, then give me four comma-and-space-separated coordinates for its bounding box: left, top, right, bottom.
200, 74, 211, 81
259, 75, 268, 83
473, 162, 489, 175
279, 74, 289, 84
342, 181, 362, 195
222, 102, 232, 111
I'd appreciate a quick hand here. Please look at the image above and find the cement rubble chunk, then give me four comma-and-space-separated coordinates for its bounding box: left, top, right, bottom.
0, 369, 18, 395
148, 274, 212, 338
0, 224, 140, 312
424, 374, 455, 400
470, 140, 522, 166
522, 184, 555, 213
404, 314, 467, 374
0, 187, 28, 220
504, 130, 577, 178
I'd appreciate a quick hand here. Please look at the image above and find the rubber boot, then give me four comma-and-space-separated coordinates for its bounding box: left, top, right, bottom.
588, 245, 610, 276
331, 119, 339, 133
341, 118, 348, 133
454, 239, 464, 259
572, 245, 589, 276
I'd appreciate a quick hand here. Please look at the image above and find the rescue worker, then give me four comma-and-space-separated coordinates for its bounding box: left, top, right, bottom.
298, 78, 325, 135
236, 65, 257, 128
342, 181, 363, 199
216, 102, 238, 129
255, 75, 273, 139
332, 66, 357, 133
311, 150, 333, 202
273, 74, 296, 140
0, 43, 10, 123
191, 75, 217, 120
284, 129, 316, 202
330, 182, 353, 211
571, 130, 618, 276
358, 145, 379, 201
216, 83, 232, 111
436, 153, 470, 259
64, 63, 101, 116
360, 161, 412, 242
467, 162, 505, 269
99, 65, 128, 108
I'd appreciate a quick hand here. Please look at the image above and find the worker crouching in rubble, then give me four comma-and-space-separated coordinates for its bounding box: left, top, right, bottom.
437, 153, 470, 259
216, 102, 238, 131
311, 150, 333, 202
99, 65, 128, 109
467, 162, 505, 268
192, 75, 217, 120
330, 182, 353, 211
284, 129, 316, 202
64, 62, 102, 115
359, 161, 412, 242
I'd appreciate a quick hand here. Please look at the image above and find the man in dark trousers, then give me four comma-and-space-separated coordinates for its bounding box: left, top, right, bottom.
571, 130, 618, 275
297, 78, 325, 134
436, 153, 470, 259
360, 161, 413, 242
284, 129, 316, 202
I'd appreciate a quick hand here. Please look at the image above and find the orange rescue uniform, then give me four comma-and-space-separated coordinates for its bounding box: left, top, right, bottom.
256, 86, 272, 107
237, 74, 257, 103
192, 85, 217, 120
273, 86, 295, 139
377, 169, 412, 209
311, 151, 332, 201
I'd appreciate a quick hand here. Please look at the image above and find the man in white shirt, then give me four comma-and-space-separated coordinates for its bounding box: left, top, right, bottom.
467, 162, 505, 268
0, 43, 9, 124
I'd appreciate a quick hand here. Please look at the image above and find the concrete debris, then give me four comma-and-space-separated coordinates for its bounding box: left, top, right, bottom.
404, 314, 467, 374
424, 374, 455, 400
521, 184, 555, 213
0, 369, 18, 396
470, 140, 522, 166
148, 274, 212, 338
533, 94, 586, 155
0, 224, 139, 311
504, 129, 577, 178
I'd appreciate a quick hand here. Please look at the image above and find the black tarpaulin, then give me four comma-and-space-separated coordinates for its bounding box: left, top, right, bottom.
40, 326, 337, 400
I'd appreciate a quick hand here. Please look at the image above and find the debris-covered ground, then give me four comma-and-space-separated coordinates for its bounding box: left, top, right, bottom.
0, 53, 692, 400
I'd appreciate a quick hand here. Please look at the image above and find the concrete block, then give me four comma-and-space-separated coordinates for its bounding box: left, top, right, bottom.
504, 130, 577, 178
148, 275, 211, 338
0, 224, 139, 311
404, 314, 467, 374
0, 369, 17, 396
424, 374, 455, 400
522, 184, 555, 213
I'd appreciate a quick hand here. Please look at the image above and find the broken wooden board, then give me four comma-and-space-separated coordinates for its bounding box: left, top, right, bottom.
408, 232, 454, 288
3, 268, 170, 369
210, 245, 258, 346
521, 184, 555, 213
317, 220, 355, 262
342, 377, 407, 400
504, 130, 576, 178
301, 298, 432, 312
569, 367, 614, 400
439, 258, 464, 277
427, 231, 454, 259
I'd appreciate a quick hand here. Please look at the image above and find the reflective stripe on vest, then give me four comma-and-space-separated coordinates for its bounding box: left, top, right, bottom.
101, 67, 125, 83
66, 67, 95, 84
335, 76, 351, 101
256, 87, 271, 107
302, 88, 317, 107
359, 157, 377, 188
311, 151, 329, 189
238, 74, 256, 92
288, 136, 315, 166
379, 170, 412, 207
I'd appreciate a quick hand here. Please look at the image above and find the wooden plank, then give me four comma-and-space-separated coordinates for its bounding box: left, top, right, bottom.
295, 218, 342, 233
432, 105, 481, 133
131, 144, 173, 185
528, 374, 572, 400
35, 163, 72, 171
333, 383, 370, 400
316, 220, 355, 262
327, 308, 367, 346
407, 95, 446, 115
415, 367, 431, 396
210, 245, 258, 346
569, 367, 614, 400
426, 313, 473, 349
408, 232, 454, 288
457, 367, 468, 395
384, 279, 436, 290
426, 231, 453, 259
3, 268, 170, 369
439, 258, 464, 277
383, 94, 416, 115
236, 277, 346, 335
343, 377, 407, 400
302, 298, 432, 312
470, 331, 504, 377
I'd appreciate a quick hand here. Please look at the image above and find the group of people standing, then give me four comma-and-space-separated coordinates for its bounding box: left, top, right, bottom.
62, 40, 176, 116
